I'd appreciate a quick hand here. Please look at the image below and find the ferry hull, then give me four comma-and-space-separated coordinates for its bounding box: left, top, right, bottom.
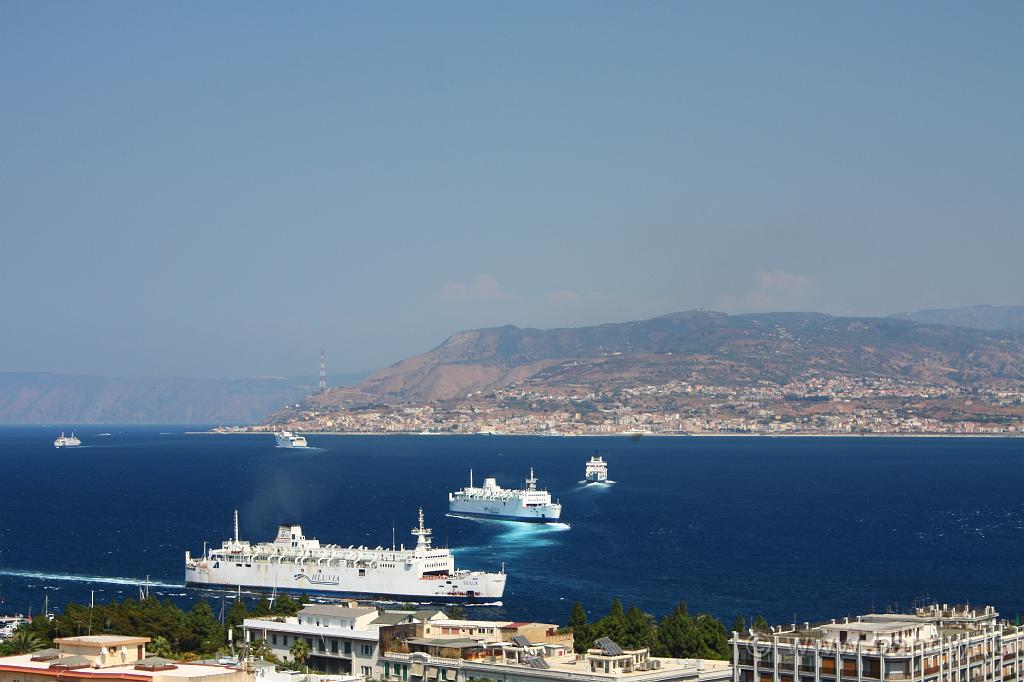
447, 509, 562, 523
184, 562, 505, 601
184, 580, 499, 604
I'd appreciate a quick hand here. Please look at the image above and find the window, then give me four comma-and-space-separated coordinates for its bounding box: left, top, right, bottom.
272, 634, 278, 645
331, 640, 339, 654
306, 638, 313, 648
362, 666, 372, 678
344, 641, 352, 654
360, 644, 373, 656
318, 639, 326, 652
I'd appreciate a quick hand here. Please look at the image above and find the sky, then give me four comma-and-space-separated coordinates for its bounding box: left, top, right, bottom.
1, 2, 1022, 378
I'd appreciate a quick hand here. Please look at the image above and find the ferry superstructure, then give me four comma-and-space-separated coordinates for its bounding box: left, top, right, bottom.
274, 431, 308, 448
584, 455, 608, 483
184, 510, 505, 602
53, 432, 82, 448
448, 469, 562, 522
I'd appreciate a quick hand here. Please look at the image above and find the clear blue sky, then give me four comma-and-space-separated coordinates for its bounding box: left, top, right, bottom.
2, 2, 1021, 378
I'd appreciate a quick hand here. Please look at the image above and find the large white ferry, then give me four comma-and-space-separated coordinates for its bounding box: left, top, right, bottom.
53, 432, 82, 448
584, 455, 609, 483
274, 431, 308, 448
448, 469, 562, 523
184, 510, 505, 603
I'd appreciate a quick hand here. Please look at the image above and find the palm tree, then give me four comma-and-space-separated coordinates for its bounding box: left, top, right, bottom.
148, 636, 175, 659
7, 628, 45, 654
289, 638, 311, 672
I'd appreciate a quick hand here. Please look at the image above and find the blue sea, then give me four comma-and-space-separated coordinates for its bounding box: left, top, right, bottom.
0, 426, 1022, 625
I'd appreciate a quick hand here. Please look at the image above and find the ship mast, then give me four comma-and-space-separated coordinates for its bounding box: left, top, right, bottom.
410, 508, 432, 556
233, 510, 239, 544
526, 467, 537, 491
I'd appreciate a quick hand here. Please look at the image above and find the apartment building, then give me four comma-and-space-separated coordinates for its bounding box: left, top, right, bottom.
730, 605, 1024, 682
242, 604, 447, 678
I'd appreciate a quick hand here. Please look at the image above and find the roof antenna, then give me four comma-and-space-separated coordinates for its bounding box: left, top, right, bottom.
234, 509, 240, 543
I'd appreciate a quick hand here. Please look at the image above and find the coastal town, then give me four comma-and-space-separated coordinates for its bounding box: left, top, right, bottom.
1, 601, 1022, 682
235, 375, 1024, 437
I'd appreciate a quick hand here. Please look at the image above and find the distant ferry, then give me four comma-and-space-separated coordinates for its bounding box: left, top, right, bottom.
274, 431, 308, 448
584, 454, 609, 483
448, 468, 562, 522
184, 510, 505, 602
53, 432, 82, 448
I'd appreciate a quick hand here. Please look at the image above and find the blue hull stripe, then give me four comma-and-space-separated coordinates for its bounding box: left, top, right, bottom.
448, 509, 560, 523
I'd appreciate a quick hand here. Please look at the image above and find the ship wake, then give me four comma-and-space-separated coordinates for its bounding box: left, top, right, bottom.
0, 569, 183, 589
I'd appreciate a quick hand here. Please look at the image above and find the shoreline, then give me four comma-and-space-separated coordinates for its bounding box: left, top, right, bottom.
187, 430, 1023, 439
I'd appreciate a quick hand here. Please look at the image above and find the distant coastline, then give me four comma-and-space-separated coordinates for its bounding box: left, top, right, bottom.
190, 429, 1023, 438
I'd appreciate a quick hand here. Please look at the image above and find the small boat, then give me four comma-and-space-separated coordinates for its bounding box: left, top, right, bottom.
53, 432, 82, 448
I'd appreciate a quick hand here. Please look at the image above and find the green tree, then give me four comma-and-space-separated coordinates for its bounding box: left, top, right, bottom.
148, 636, 176, 659
752, 615, 770, 633
226, 599, 248, 644
731, 614, 746, 636
444, 605, 466, 620
290, 638, 311, 670
568, 602, 588, 631
594, 599, 627, 645
252, 597, 273, 618
5, 627, 45, 654
656, 600, 697, 658
184, 601, 225, 654
248, 639, 279, 663
622, 606, 658, 651
272, 595, 301, 617
694, 613, 731, 660
567, 602, 592, 653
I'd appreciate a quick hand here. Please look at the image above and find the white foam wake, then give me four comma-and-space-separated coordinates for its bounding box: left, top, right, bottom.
0, 569, 183, 589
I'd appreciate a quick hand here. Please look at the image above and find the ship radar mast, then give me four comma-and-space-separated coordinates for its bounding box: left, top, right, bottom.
411, 508, 432, 554
526, 467, 537, 491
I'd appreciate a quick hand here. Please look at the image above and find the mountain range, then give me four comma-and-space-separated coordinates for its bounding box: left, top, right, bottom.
890, 305, 1024, 332
6, 305, 1024, 424
327, 309, 1024, 404
0, 371, 367, 424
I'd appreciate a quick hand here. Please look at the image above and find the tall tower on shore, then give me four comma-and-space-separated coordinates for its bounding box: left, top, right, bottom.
319, 350, 327, 392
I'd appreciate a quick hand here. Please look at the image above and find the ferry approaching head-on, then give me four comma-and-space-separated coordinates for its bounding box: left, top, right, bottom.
184, 510, 505, 603
582, 454, 611, 484
448, 468, 562, 523
274, 431, 308, 448
53, 432, 82, 448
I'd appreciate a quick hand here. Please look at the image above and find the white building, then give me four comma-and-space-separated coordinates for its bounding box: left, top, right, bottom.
730, 604, 1024, 682
381, 637, 732, 682
243, 605, 446, 678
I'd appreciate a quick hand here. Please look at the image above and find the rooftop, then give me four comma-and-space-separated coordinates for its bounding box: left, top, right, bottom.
0, 653, 241, 679
818, 621, 925, 633
299, 605, 378, 619
56, 636, 151, 647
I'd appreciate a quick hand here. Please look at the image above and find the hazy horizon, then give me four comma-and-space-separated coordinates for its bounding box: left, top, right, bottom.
3, 3, 1021, 379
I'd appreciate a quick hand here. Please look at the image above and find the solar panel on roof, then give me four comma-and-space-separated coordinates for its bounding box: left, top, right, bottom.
525, 657, 550, 669
594, 637, 624, 655
512, 635, 531, 647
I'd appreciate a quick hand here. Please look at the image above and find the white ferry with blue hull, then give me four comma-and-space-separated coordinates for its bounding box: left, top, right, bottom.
184, 510, 505, 603
448, 468, 562, 523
